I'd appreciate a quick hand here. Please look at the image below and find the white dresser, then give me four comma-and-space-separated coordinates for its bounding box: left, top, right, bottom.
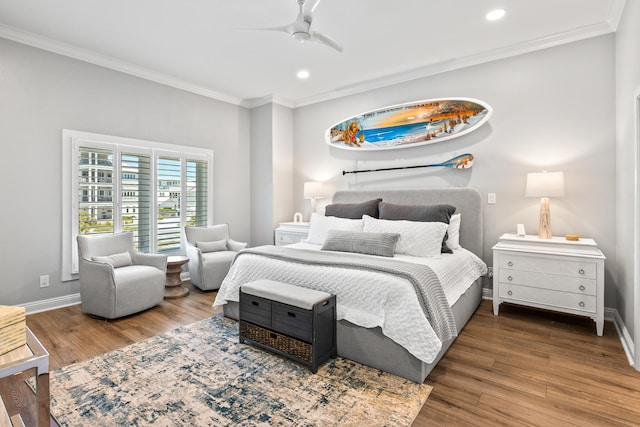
492, 233, 606, 336
274, 222, 310, 246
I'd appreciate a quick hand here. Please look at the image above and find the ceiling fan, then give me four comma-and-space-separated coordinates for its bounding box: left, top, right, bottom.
239, 0, 343, 52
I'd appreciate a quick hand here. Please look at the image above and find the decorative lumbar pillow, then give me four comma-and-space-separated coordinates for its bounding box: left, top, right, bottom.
92, 251, 133, 268
324, 198, 382, 219
362, 215, 448, 257
305, 213, 364, 245
226, 239, 248, 252
378, 202, 456, 253
321, 230, 400, 257
196, 239, 228, 253
446, 213, 461, 250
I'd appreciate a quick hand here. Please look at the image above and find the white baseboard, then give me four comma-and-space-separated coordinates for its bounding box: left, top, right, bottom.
606, 307, 635, 367
483, 288, 635, 367
22, 293, 81, 315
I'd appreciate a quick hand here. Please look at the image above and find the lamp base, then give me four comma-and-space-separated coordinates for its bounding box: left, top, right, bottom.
538, 197, 552, 239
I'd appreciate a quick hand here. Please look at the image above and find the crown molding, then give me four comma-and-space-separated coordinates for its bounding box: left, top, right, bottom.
607, 0, 628, 30
0, 19, 617, 110
241, 94, 295, 109
292, 21, 615, 108
0, 24, 244, 106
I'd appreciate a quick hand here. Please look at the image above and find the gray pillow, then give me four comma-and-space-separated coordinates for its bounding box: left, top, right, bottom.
321, 230, 400, 257
378, 202, 456, 253
324, 198, 382, 219
196, 239, 228, 253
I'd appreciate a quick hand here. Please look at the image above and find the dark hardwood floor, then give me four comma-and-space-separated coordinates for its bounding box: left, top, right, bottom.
3, 285, 639, 426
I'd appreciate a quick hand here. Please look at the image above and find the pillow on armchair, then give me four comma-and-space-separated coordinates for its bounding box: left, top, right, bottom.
196, 240, 228, 253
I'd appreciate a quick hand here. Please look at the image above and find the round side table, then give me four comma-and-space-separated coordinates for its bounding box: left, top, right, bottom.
165, 255, 190, 299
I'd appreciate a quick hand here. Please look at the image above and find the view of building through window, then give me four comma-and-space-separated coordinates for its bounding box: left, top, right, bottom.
76, 144, 209, 253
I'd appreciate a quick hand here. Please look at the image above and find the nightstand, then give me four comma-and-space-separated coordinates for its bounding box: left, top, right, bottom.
492, 233, 606, 336
274, 222, 310, 246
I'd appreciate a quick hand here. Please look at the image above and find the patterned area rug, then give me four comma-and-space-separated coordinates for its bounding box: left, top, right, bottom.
47, 316, 431, 426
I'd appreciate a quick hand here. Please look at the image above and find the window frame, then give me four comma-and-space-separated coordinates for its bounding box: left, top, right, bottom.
62, 129, 213, 281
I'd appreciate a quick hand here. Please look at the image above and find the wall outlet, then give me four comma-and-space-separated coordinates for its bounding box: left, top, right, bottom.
39, 275, 49, 288
487, 267, 494, 279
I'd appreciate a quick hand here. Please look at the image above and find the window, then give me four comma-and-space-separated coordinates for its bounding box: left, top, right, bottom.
62, 130, 213, 281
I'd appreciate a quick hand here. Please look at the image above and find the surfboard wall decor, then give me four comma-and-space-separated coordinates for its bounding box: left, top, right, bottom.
325, 97, 492, 151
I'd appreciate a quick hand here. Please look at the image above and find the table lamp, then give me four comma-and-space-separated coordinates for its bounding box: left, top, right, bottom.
525, 171, 565, 239
303, 181, 324, 217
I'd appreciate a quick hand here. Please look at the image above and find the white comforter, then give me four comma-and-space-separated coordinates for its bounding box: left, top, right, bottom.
214, 243, 487, 363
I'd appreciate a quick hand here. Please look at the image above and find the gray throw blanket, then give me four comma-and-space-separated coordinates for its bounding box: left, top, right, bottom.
234, 245, 457, 342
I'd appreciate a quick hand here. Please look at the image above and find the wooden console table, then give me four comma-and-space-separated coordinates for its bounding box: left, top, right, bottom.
0, 327, 49, 426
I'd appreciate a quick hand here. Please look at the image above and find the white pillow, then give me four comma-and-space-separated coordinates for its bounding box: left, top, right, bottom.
446, 213, 461, 250
304, 213, 364, 245
362, 215, 448, 257
92, 251, 133, 268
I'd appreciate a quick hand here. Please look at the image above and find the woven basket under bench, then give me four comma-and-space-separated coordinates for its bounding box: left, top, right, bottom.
239, 280, 337, 373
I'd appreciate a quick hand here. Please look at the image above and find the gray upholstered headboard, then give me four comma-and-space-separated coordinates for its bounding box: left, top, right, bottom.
332, 188, 483, 260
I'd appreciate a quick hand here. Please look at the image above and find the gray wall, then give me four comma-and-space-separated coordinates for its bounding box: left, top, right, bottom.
615, 1, 640, 348
250, 104, 274, 246
292, 35, 617, 304
250, 103, 294, 246
0, 38, 251, 306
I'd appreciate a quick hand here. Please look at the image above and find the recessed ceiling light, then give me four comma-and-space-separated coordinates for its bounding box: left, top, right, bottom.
297, 69, 310, 79
486, 8, 506, 21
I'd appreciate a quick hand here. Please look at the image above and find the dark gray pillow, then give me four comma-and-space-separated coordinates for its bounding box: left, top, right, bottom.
378, 202, 456, 253
325, 198, 382, 219
321, 230, 400, 257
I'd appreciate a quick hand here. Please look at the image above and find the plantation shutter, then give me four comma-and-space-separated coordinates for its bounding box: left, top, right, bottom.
186, 159, 208, 227
121, 152, 152, 252
157, 156, 182, 252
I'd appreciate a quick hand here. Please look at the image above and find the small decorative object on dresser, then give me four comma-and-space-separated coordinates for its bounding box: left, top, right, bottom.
274, 222, 310, 246
493, 233, 606, 335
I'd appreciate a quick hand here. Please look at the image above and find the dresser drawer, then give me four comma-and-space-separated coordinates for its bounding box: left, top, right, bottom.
498, 269, 596, 295
273, 305, 313, 342
498, 254, 596, 279
500, 284, 596, 313
240, 294, 272, 328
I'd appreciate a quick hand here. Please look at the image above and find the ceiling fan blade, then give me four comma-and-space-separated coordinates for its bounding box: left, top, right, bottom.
234, 24, 292, 34
310, 0, 322, 13
311, 31, 343, 52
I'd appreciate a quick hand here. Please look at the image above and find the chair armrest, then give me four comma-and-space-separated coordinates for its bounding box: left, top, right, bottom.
132, 252, 167, 273
227, 239, 248, 252
80, 259, 116, 285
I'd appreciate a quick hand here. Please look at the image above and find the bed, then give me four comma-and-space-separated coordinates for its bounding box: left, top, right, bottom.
214, 188, 486, 383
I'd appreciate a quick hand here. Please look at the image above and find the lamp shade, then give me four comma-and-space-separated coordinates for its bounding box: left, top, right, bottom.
525, 172, 565, 198
303, 181, 324, 199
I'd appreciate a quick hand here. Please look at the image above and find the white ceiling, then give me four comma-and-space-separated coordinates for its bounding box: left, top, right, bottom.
0, 0, 626, 108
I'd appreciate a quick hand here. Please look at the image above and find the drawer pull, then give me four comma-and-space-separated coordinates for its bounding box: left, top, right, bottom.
251, 301, 259, 306
579, 301, 585, 308
579, 269, 585, 275
507, 276, 513, 281
508, 261, 513, 267
287, 312, 296, 318
507, 290, 513, 296
579, 285, 586, 291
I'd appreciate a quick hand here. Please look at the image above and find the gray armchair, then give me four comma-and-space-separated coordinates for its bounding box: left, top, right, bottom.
184, 224, 247, 291
76, 232, 167, 319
